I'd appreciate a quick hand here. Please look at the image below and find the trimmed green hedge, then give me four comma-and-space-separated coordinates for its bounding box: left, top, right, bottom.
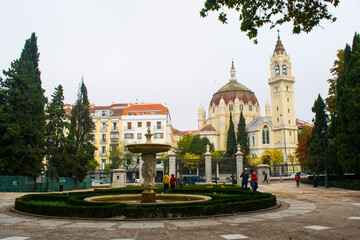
15, 185, 276, 218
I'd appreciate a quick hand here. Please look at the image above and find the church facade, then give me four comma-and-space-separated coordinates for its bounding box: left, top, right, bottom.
196, 36, 298, 160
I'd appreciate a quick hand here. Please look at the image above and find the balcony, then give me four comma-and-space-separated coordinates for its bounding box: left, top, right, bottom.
110, 137, 119, 143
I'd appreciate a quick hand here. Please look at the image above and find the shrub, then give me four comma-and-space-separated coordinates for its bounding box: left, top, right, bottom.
15, 185, 276, 218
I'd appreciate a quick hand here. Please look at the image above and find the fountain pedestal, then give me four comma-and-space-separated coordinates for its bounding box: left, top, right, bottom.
141, 189, 156, 203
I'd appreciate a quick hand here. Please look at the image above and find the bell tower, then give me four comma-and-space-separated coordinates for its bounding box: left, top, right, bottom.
268, 34, 298, 160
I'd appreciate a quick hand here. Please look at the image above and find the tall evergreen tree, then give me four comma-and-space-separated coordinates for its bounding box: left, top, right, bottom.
236, 111, 249, 156
45, 85, 69, 177
307, 94, 328, 175
335, 33, 360, 176
226, 112, 236, 157
65, 80, 97, 180
0, 33, 46, 177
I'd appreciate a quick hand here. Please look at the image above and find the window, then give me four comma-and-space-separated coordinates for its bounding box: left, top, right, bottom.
101, 134, 106, 142
275, 65, 280, 76
252, 136, 255, 146
282, 64, 287, 75
290, 131, 292, 136
102, 111, 106, 116
137, 133, 142, 139
124, 133, 134, 139
157, 121, 161, 129
287, 97, 290, 102
154, 133, 163, 139
286, 86, 289, 91
288, 109, 290, 113
110, 132, 119, 142
277, 106, 279, 111
138, 122, 142, 128
240, 104, 243, 111
229, 104, 233, 111
288, 120, 291, 124
127, 122, 132, 130
277, 118, 279, 123
147, 122, 151, 127
262, 125, 270, 144
101, 146, 106, 155
249, 104, 252, 111
100, 159, 106, 170
112, 122, 117, 130
102, 122, 107, 131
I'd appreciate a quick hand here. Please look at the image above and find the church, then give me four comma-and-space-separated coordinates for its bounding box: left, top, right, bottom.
196, 36, 298, 160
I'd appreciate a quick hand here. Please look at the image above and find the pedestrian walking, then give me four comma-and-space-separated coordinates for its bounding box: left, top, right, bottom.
240, 168, 249, 190
250, 169, 258, 192
262, 171, 269, 184
295, 172, 301, 187
170, 173, 176, 189
163, 173, 170, 191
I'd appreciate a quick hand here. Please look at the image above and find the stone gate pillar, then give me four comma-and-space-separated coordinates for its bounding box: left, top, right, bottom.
205, 145, 212, 184
235, 144, 243, 185
168, 148, 176, 177
111, 169, 126, 188
256, 164, 271, 185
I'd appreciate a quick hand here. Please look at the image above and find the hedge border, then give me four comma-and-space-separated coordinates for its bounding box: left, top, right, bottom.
15, 185, 276, 219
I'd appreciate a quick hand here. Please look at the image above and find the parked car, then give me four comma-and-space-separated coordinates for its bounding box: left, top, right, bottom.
182, 175, 205, 185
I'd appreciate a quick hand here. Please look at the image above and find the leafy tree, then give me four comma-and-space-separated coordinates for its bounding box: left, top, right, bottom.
65, 80, 97, 181
334, 33, 360, 177
247, 155, 261, 166
307, 94, 328, 175
200, 0, 339, 43
236, 111, 249, 156
45, 85, 69, 178
287, 153, 298, 173
226, 112, 236, 156
176, 134, 214, 158
0, 33, 46, 177
176, 134, 192, 157
183, 153, 200, 174
295, 127, 312, 168
109, 144, 122, 169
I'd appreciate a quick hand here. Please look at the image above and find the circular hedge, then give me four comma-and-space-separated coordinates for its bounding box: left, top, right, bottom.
15, 185, 276, 219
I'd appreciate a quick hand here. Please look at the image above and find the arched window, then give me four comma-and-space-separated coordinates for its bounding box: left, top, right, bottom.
275, 65, 280, 76
249, 104, 252, 111
282, 64, 287, 75
229, 104, 233, 111
262, 125, 270, 144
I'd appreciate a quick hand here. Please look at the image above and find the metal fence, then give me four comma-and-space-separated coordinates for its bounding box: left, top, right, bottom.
0, 175, 92, 192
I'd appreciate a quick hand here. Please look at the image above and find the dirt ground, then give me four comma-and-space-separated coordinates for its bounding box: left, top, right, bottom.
0, 182, 359, 240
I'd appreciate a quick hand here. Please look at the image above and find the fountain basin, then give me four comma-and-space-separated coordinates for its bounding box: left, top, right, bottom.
126, 143, 171, 154
84, 194, 212, 205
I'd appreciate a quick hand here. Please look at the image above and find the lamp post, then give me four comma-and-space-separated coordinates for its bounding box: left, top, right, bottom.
321, 127, 330, 188
280, 114, 288, 176
46, 138, 54, 192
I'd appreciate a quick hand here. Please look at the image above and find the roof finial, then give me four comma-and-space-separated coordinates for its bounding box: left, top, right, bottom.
277, 29, 280, 40
230, 60, 236, 82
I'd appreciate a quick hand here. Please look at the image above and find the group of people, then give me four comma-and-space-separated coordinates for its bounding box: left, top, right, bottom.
240, 168, 258, 192
162, 173, 176, 191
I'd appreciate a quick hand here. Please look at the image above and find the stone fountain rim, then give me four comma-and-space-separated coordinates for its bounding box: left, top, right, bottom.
84, 193, 212, 205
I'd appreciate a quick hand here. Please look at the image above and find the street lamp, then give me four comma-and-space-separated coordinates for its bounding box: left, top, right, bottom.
46, 138, 54, 192
321, 127, 330, 188
280, 114, 288, 176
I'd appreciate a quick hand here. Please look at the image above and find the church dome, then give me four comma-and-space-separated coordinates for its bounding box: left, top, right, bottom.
210, 62, 259, 106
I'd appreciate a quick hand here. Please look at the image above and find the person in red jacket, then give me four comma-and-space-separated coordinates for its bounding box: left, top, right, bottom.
170, 174, 176, 189
295, 172, 301, 187
250, 169, 258, 192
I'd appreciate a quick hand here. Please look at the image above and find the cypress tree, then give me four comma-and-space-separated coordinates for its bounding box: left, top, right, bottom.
307, 94, 328, 175
335, 33, 360, 176
65, 80, 97, 180
226, 112, 236, 157
45, 85, 69, 177
0, 33, 46, 177
236, 111, 249, 156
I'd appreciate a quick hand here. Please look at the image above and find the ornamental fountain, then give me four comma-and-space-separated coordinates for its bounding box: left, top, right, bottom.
125, 128, 171, 203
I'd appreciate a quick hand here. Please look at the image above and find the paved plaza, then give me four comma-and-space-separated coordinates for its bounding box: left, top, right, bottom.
0, 182, 359, 240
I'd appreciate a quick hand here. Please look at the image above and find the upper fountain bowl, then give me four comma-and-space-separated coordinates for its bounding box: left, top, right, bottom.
126, 143, 171, 154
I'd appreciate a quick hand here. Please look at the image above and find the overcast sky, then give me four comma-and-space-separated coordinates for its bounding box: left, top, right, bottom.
1, 1, 360, 130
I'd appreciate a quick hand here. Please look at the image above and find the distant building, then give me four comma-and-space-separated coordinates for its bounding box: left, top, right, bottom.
196, 35, 298, 159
